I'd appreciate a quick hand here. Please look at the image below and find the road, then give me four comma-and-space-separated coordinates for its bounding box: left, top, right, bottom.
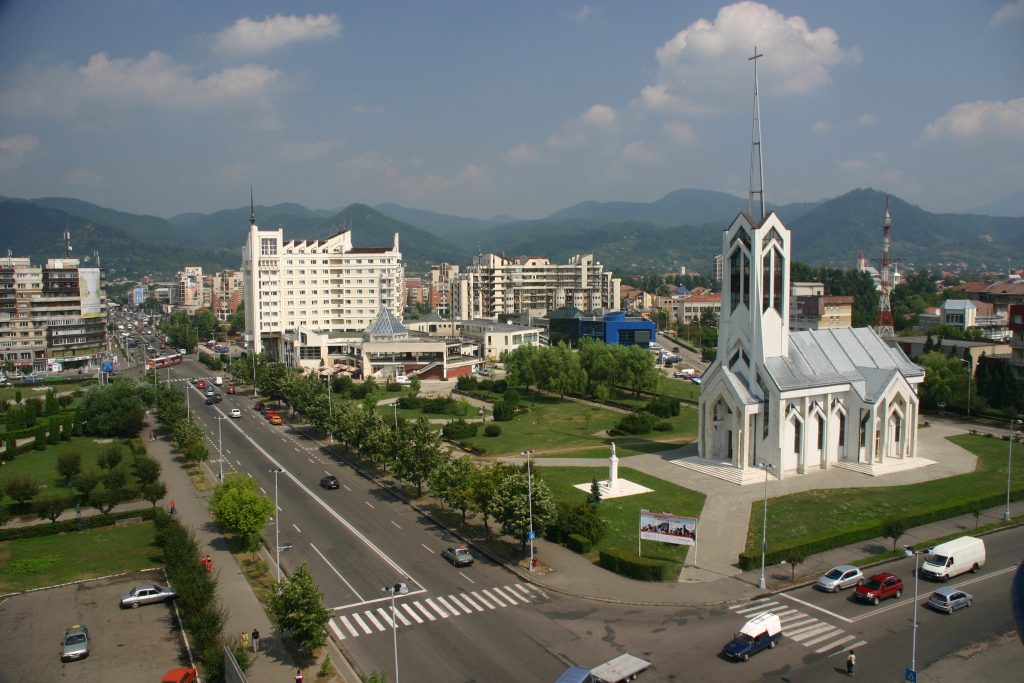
124, 331, 1021, 683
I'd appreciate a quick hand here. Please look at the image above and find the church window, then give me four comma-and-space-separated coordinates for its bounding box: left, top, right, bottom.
730, 249, 742, 311
773, 250, 784, 312
793, 419, 802, 453
817, 414, 824, 449
757, 375, 770, 439
859, 411, 870, 447
894, 414, 902, 442
762, 252, 771, 312
838, 412, 846, 447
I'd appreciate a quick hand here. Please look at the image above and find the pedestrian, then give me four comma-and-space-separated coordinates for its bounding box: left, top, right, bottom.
169, 499, 176, 516
205, 555, 213, 573
846, 649, 856, 677
251, 628, 260, 652
295, 669, 304, 683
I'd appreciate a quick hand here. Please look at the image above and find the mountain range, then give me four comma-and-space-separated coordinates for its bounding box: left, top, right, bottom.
1, 187, 1022, 278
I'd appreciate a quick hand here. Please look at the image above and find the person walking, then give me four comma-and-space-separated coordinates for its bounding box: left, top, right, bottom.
846, 649, 856, 677
295, 669, 304, 683
169, 499, 176, 516
251, 627, 260, 652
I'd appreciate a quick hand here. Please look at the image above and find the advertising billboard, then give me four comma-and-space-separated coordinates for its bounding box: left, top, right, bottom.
639, 510, 698, 546
132, 287, 145, 305
78, 268, 103, 319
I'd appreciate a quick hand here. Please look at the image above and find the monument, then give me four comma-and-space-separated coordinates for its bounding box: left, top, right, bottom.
573, 442, 653, 500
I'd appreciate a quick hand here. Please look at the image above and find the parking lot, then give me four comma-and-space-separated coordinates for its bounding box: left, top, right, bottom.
0, 570, 192, 682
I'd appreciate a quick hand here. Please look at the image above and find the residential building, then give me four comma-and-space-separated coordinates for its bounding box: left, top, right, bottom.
428, 263, 459, 316
242, 211, 403, 360
656, 292, 722, 326
1009, 304, 1024, 373
172, 266, 204, 314
915, 299, 1010, 341
209, 270, 244, 322
893, 336, 1011, 368
451, 252, 619, 320
714, 254, 723, 282
0, 256, 107, 373
620, 284, 654, 312
789, 282, 854, 332
404, 277, 428, 309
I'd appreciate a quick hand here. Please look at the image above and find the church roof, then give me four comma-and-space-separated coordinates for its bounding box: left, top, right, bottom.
764, 327, 924, 401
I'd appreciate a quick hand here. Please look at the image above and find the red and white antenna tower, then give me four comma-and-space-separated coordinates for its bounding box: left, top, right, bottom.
875, 196, 895, 337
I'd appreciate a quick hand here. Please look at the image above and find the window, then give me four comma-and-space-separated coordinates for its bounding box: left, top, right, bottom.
816, 414, 824, 449
793, 419, 802, 453
838, 412, 846, 447
860, 411, 870, 447
260, 239, 277, 256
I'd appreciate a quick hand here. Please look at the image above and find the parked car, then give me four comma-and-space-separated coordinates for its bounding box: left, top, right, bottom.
226, 386, 236, 394
61, 625, 90, 661
320, 475, 340, 490
269, 414, 284, 425
854, 572, 904, 605
229, 408, 241, 418
264, 410, 279, 421
927, 587, 974, 614
673, 368, 696, 378
161, 667, 197, 683
120, 583, 177, 609
815, 565, 865, 593
254, 401, 266, 412
722, 612, 782, 662
442, 544, 474, 567
920, 536, 986, 582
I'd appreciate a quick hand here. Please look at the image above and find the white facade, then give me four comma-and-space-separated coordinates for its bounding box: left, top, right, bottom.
242, 218, 403, 359
451, 252, 620, 320
698, 212, 925, 479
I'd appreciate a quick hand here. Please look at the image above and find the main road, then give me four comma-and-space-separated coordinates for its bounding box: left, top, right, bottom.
157, 355, 1019, 682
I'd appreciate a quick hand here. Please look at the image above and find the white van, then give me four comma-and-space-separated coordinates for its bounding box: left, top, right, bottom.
213, 376, 223, 386
920, 536, 985, 582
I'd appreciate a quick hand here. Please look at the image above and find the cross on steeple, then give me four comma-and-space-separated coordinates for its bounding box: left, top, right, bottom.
748, 46, 766, 223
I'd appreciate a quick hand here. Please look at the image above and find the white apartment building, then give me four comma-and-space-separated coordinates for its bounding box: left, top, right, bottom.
209, 270, 244, 322
242, 215, 403, 359
451, 252, 620, 320
172, 266, 204, 313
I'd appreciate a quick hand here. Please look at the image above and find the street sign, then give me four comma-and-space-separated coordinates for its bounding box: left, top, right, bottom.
905, 668, 917, 682
527, 531, 536, 540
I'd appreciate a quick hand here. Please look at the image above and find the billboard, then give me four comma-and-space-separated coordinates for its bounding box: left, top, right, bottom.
639, 510, 698, 546
132, 287, 146, 304
78, 268, 103, 318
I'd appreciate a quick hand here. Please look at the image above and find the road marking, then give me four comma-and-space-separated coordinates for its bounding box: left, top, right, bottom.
247, 472, 253, 478
236, 459, 242, 466
365, 610, 385, 631
781, 617, 817, 630
459, 572, 475, 584
352, 613, 373, 635
310, 542, 364, 602
779, 592, 854, 623
375, 608, 393, 628
325, 469, 332, 475
787, 621, 828, 638
391, 607, 411, 627
799, 627, 842, 646
308, 458, 314, 463
472, 591, 495, 609
260, 487, 267, 495
343, 484, 351, 491
401, 603, 423, 623
390, 520, 401, 529
329, 619, 345, 641
481, 589, 506, 607
414, 602, 436, 621
225, 449, 231, 455
421, 544, 434, 554
364, 501, 375, 509
446, 594, 473, 614
459, 593, 483, 611
425, 598, 450, 618
492, 586, 520, 604
814, 634, 856, 654
292, 523, 302, 533
339, 616, 359, 637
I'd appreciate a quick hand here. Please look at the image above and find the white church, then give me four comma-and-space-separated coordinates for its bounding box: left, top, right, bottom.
696, 50, 925, 481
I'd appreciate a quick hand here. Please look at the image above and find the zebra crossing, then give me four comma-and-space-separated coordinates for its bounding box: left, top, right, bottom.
330, 583, 548, 640
728, 598, 867, 655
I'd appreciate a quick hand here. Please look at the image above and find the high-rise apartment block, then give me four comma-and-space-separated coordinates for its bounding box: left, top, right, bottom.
172, 266, 204, 313
209, 269, 244, 321
0, 256, 107, 373
429, 263, 459, 316
242, 215, 403, 358
451, 253, 619, 320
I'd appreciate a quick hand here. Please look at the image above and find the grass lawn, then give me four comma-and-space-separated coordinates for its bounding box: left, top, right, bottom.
652, 375, 701, 402
540, 466, 706, 577
0, 521, 161, 592
0, 437, 131, 493
0, 381, 94, 403
746, 433, 1020, 555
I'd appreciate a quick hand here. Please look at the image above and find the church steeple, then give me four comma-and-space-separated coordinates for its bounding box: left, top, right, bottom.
249, 186, 256, 227
748, 47, 766, 224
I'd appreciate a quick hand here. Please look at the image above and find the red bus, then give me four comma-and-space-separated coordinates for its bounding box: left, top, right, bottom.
146, 354, 183, 370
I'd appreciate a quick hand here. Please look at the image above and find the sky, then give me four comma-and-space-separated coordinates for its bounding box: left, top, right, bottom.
0, 1, 1022, 221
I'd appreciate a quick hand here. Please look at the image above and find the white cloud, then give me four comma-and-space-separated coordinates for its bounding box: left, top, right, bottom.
218, 162, 251, 184
0, 133, 39, 167
812, 120, 830, 135
923, 97, 1024, 142
989, 0, 1024, 26
64, 167, 105, 188
215, 14, 342, 57
276, 140, 333, 163
581, 104, 617, 127
547, 104, 618, 148
571, 5, 593, 22
503, 143, 540, 164
857, 113, 876, 125
622, 141, 659, 163
641, 1, 861, 115
663, 120, 696, 146
0, 52, 281, 117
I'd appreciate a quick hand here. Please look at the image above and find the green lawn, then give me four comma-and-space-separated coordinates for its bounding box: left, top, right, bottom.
746, 433, 1020, 555
0, 521, 161, 592
652, 375, 701, 402
0, 438, 126, 491
540, 466, 706, 576
0, 380, 94, 403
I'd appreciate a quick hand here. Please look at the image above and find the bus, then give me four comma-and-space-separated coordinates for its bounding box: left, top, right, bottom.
146, 354, 183, 370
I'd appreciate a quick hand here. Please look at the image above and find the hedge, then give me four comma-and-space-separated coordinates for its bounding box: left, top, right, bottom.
598, 548, 668, 581
738, 488, 1024, 570
566, 533, 593, 553
0, 507, 156, 542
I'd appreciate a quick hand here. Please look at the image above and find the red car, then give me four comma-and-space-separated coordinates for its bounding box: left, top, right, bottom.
162, 668, 197, 683
854, 572, 904, 605
226, 386, 236, 394
195, 380, 206, 390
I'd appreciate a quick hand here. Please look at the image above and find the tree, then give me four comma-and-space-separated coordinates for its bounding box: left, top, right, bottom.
133, 455, 161, 486
3, 433, 16, 462
78, 380, 147, 437
428, 455, 477, 522
491, 467, 556, 553
541, 343, 586, 398
73, 470, 100, 502
783, 547, 807, 583
44, 389, 59, 416
267, 563, 331, 655
209, 474, 276, 552
5, 475, 41, 508
34, 423, 46, 450
614, 344, 659, 397
882, 516, 908, 551
142, 481, 168, 508
35, 492, 72, 523
57, 452, 82, 491
394, 418, 446, 496
470, 463, 506, 532
99, 444, 124, 470
587, 477, 602, 510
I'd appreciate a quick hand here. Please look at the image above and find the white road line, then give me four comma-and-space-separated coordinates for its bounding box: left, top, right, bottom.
308, 458, 314, 463
225, 449, 231, 455
236, 459, 243, 466
459, 571, 475, 584
343, 484, 351, 491
815, 634, 856, 654
735, 601, 780, 614
329, 619, 345, 641
472, 591, 495, 609
309, 542, 364, 602
352, 613, 373, 635
779, 592, 854, 624
421, 544, 434, 554
840, 640, 868, 655
325, 469, 332, 475
782, 617, 817, 631
374, 608, 393, 629
773, 608, 800, 618
790, 624, 833, 641
392, 608, 411, 626
414, 602, 436, 621
786, 621, 825, 637
401, 603, 424, 624
729, 598, 774, 610
802, 628, 844, 647
340, 616, 359, 637
365, 501, 375, 509
492, 586, 520, 604
390, 520, 401, 529
425, 598, 450, 618
331, 589, 428, 613
459, 593, 484, 611
511, 584, 532, 599
292, 523, 302, 533
481, 589, 506, 607
260, 487, 267, 495
247, 472, 253, 478
436, 596, 461, 616
446, 594, 473, 614
520, 583, 547, 599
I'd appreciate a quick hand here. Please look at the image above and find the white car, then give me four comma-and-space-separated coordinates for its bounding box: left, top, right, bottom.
229, 408, 241, 418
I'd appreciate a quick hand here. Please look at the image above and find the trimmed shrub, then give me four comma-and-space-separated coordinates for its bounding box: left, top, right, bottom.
492, 400, 515, 422
598, 548, 668, 581
614, 412, 657, 435
478, 379, 494, 391
442, 420, 479, 440
566, 533, 593, 553
645, 395, 681, 418
456, 376, 478, 391
493, 379, 508, 393
397, 396, 422, 410
483, 424, 501, 437
654, 421, 673, 432
0, 507, 156, 541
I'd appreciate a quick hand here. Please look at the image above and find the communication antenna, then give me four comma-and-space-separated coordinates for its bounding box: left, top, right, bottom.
748, 46, 766, 223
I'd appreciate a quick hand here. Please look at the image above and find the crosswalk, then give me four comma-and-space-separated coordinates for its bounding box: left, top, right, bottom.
330, 583, 548, 640
728, 598, 867, 655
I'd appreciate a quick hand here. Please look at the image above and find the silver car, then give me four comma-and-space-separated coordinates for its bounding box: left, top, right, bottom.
815, 565, 865, 592
61, 625, 89, 661
927, 587, 973, 614
120, 583, 177, 609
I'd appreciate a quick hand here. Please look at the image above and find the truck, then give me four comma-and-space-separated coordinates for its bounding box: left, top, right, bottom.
920, 536, 986, 582
589, 654, 652, 682
722, 612, 783, 662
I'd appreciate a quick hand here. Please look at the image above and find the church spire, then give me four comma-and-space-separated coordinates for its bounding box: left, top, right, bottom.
748, 46, 766, 223
249, 186, 256, 227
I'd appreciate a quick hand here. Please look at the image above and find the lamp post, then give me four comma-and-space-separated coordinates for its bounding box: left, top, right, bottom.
186, 384, 190, 419
759, 462, 774, 590
324, 376, 333, 443
903, 545, 923, 678
959, 358, 971, 418
393, 402, 398, 429
383, 581, 410, 683
216, 416, 225, 482
521, 450, 535, 572
1006, 418, 1022, 521
270, 467, 283, 582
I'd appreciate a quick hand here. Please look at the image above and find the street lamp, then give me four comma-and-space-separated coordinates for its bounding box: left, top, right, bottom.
521, 450, 535, 572
759, 462, 775, 591
270, 467, 283, 582
393, 402, 398, 429
959, 358, 971, 418
1006, 418, 1023, 521
323, 376, 333, 443
383, 581, 410, 683
216, 416, 225, 482
903, 545, 924, 678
